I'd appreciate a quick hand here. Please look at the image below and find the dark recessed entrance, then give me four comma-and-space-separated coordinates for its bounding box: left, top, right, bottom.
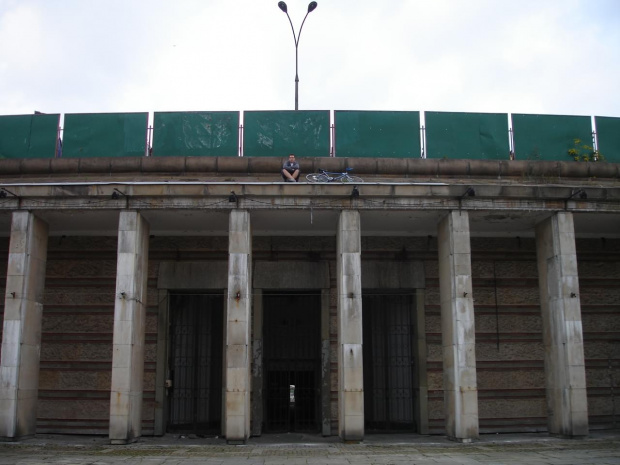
363, 293, 417, 432
167, 293, 223, 434
263, 291, 321, 433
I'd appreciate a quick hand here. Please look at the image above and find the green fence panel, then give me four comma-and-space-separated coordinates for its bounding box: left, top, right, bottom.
243, 110, 329, 157
153, 111, 239, 157
62, 112, 148, 158
425, 111, 509, 160
0, 114, 59, 159
595, 116, 620, 163
334, 110, 420, 158
512, 113, 593, 161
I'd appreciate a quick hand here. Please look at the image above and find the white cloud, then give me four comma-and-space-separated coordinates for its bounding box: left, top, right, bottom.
0, 0, 618, 117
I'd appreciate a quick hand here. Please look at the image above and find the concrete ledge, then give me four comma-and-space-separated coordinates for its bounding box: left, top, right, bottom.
79, 158, 112, 173
142, 156, 186, 173
377, 158, 407, 175
185, 156, 218, 173
217, 156, 249, 173
248, 157, 282, 174
500, 160, 529, 177
109, 157, 142, 173
2, 156, 619, 180
51, 158, 80, 174
0, 159, 22, 175
437, 159, 470, 176
316, 157, 346, 173
345, 158, 377, 174
408, 158, 439, 176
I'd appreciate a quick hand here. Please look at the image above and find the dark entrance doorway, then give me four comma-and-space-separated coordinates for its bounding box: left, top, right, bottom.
363, 293, 417, 432
167, 293, 223, 434
263, 291, 321, 433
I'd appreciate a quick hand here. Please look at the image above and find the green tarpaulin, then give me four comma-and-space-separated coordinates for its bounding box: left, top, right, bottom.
512, 113, 593, 161
62, 112, 148, 158
153, 111, 239, 157
335, 110, 420, 158
425, 111, 509, 160
243, 110, 330, 157
0, 114, 60, 159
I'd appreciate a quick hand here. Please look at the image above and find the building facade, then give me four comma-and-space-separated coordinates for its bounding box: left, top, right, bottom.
0, 156, 619, 444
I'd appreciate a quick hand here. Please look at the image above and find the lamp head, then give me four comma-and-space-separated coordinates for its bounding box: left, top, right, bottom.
278, 1, 287, 13
308, 1, 317, 13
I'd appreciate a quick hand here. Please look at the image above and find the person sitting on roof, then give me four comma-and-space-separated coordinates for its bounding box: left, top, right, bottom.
282, 153, 300, 182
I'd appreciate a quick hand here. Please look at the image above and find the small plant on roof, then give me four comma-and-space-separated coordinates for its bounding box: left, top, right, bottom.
568, 138, 604, 162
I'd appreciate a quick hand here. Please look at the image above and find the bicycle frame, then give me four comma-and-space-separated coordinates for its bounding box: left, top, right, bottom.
306, 168, 363, 183
317, 169, 351, 182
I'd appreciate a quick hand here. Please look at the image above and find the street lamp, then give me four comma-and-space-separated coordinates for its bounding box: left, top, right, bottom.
277, 1, 318, 110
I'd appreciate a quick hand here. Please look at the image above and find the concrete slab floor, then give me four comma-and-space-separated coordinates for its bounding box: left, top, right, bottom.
0, 431, 618, 465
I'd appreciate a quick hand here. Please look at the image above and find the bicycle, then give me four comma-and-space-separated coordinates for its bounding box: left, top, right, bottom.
306, 168, 363, 183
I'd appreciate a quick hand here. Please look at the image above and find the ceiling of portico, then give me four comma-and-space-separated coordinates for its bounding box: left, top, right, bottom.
0, 208, 618, 238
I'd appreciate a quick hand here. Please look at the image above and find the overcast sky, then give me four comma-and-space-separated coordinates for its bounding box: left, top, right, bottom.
1, 0, 619, 118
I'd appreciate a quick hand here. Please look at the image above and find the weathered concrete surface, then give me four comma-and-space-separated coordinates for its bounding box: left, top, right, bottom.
337, 210, 364, 442
250, 289, 263, 437
361, 260, 425, 289
536, 212, 588, 438
1, 156, 619, 180
157, 261, 227, 289
224, 210, 252, 444
0, 212, 48, 440
109, 211, 150, 444
253, 261, 329, 289
437, 211, 479, 442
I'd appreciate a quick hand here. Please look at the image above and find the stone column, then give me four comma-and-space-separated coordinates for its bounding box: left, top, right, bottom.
321, 288, 331, 436
109, 211, 150, 444
535, 212, 588, 437
225, 210, 252, 444
337, 210, 364, 442
0, 212, 48, 441
437, 211, 479, 442
251, 289, 263, 437
414, 290, 429, 435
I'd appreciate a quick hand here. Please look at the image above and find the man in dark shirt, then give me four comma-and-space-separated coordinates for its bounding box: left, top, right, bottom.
282, 153, 300, 182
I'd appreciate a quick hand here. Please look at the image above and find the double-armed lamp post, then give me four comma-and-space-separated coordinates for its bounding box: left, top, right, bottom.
277, 1, 318, 110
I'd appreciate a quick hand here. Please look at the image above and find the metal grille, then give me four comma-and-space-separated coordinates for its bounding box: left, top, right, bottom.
263, 291, 321, 433
167, 293, 223, 434
363, 293, 416, 431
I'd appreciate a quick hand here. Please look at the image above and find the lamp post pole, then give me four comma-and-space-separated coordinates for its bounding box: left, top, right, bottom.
278, 1, 318, 111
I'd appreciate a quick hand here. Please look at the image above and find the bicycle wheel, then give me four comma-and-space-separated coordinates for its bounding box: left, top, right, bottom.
339, 175, 363, 183
306, 173, 329, 182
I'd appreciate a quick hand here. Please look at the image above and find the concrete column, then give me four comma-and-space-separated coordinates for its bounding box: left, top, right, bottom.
535, 212, 588, 438
225, 210, 252, 444
109, 211, 150, 444
0, 212, 48, 441
153, 289, 169, 436
251, 289, 263, 437
437, 211, 479, 442
337, 210, 364, 442
414, 290, 429, 435
321, 288, 331, 436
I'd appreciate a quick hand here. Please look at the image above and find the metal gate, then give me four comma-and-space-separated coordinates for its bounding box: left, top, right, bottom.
263, 291, 321, 433
167, 293, 223, 434
363, 293, 417, 432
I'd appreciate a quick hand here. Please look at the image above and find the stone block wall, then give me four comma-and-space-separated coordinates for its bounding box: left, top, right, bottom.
576, 238, 620, 429
20, 236, 157, 435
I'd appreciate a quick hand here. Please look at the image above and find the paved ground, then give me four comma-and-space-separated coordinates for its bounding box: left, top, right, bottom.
0, 430, 619, 465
